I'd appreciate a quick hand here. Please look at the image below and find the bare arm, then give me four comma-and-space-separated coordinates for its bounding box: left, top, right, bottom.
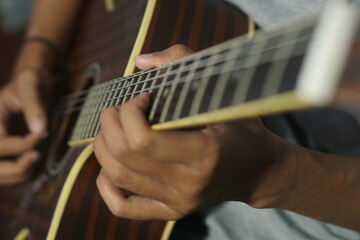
0, 0, 83, 185
26, 0, 84, 53
270, 143, 360, 231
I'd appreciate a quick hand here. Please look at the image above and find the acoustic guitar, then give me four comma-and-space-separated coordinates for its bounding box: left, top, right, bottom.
0, 0, 359, 239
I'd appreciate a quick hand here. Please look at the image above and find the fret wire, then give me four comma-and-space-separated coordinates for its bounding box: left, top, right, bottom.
148, 66, 172, 121
158, 61, 187, 123
92, 82, 117, 137
149, 69, 161, 94
105, 82, 115, 108
114, 79, 124, 105
85, 84, 108, 139
73, 87, 97, 140
118, 78, 132, 105
108, 79, 119, 106
231, 38, 274, 104
93, 84, 112, 136
91, 82, 118, 138
189, 50, 221, 116
141, 72, 152, 92
61, 27, 315, 112
83, 88, 96, 139
261, 30, 300, 97
130, 74, 143, 100
121, 76, 138, 105
172, 57, 203, 120
84, 84, 108, 139
88, 87, 103, 138
208, 42, 241, 111
77, 92, 92, 139
72, 82, 108, 139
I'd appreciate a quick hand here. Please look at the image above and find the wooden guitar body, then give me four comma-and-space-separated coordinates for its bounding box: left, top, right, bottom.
0, 0, 248, 239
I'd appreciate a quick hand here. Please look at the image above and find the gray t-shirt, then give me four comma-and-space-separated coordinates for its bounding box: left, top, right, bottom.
226, 0, 329, 31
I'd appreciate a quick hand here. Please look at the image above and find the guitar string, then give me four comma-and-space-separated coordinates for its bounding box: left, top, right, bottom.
61, 39, 309, 118
58, 32, 312, 116
56, 31, 308, 114
57, 24, 315, 107
61, 27, 313, 105
70, 40, 309, 139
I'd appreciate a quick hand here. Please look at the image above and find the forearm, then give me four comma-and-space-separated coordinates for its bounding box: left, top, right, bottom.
269, 139, 360, 231
14, 0, 83, 74
26, 0, 84, 53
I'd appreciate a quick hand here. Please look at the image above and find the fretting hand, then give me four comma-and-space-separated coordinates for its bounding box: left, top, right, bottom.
94, 45, 294, 220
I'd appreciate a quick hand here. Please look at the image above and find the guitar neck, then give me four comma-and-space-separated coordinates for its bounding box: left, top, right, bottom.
68, 2, 360, 146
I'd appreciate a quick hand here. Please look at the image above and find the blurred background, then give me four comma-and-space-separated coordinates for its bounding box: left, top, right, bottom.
0, 0, 32, 87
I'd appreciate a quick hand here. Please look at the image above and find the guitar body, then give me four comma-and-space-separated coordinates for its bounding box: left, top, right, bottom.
0, 0, 248, 239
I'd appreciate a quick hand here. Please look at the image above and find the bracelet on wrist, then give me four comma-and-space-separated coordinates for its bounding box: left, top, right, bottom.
24, 36, 67, 75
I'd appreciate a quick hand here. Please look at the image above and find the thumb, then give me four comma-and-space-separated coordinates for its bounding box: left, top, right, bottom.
134, 44, 193, 70
16, 69, 47, 136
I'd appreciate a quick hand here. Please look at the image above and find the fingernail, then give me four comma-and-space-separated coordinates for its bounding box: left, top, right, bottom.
135, 53, 153, 59
30, 117, 45, 135
31, 152, 40, 162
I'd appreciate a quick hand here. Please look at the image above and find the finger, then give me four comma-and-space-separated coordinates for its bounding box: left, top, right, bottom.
0, 134, 42, 156
97, 108, 171, 178
98, 107, 128, 158
96, 128, 181, 188
0, 86, 22, 136
0, 151, 38, 185
97, 172, 182, 220
120, 94, 213, 164
134, 44, 193, 70
94, 136, 177, 203
16, 70, 47, 135
119, 93, 153, 151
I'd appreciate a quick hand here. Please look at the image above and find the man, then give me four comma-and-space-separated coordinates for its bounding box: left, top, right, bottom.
93, 1, 360, 239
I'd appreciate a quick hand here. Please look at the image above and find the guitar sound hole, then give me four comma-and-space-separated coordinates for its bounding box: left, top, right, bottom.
46, 63, 101, 176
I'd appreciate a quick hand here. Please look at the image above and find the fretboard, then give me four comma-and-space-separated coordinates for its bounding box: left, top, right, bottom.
68, 3, 360, 145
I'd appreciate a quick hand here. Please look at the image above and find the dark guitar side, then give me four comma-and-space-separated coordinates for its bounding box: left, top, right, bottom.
0, 0, 247, 239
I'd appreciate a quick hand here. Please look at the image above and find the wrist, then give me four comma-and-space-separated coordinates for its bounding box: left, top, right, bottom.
247, 133, 299, 209
15, 40, 56, 74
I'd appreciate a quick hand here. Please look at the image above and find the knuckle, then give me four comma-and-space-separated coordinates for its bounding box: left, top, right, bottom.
92, 135, 101, 152
108, 140, 127, 158
112, 165, 129, 187
120, 100, 133, 114
109, 201, 126, 217
12, 164, 28, 176
162, 208, 184, 221
171, 44, 193, 57
182, 181, 201, 199
177, 197, 198, 215
128, 133, 153, 152
99, 107, 112, 125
